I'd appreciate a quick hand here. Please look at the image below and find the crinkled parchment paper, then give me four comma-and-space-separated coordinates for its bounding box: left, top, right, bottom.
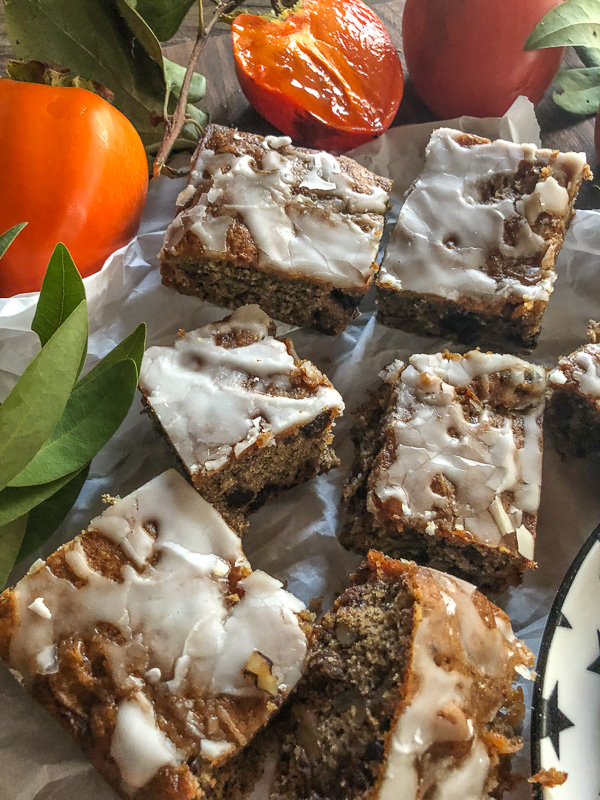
1, 97, 599, 800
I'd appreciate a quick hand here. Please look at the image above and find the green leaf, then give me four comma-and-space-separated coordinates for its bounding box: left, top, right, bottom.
117, 0, 164, 64
77, 322, 147, 388
0, 223, 27, 261
132, 0, 196, 42
17, 465, 90, 562
525, 0, 600, 50
4, 0, 201, 153
116, 0, 208, 143
576, 45, 600, 67
0, 515, 28, 589
553, 66, 600, 114
0, 469, 84, 527
31, 243, 86, 347
164, 58, 207, 103
10, 359, 138, 487
0, 301, 88, 492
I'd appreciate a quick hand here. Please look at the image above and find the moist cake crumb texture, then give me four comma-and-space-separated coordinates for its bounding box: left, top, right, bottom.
139, 305, 344, 528
229, 553, 533, 800
159, 125, 392, 333
377, 128, 591, 350
0, 470, 309, 800
342, 350, 547, 591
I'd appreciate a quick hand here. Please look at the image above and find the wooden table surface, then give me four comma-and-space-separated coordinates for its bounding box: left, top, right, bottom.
1, 1, 598, 208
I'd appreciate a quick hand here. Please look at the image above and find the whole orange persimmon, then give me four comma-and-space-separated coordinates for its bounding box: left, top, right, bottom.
403, 0, 564, 119
0, 79, 148, 297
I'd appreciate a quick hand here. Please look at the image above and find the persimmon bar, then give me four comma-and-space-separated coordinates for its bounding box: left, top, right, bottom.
139, 305, 344, 532
377, 128, 591, 350
159, 125, 392, 334
0, 471, 310, 800
218, 553, 534, 800
342, 350, 547, 591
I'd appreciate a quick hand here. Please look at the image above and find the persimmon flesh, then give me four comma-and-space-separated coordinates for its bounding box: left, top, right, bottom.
232, 0, 404, 152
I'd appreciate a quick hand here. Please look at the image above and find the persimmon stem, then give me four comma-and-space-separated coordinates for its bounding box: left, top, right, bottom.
152, 0, 245, 180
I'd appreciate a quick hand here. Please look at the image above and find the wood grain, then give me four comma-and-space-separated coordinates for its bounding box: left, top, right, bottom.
0, 1, 598, 207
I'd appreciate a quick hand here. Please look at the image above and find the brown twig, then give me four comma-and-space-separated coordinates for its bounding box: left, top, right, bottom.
152, 0, 246, 179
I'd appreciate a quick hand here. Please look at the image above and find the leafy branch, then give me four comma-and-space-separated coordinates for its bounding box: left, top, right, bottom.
0, 234, 146, 587
152, 0, 246, 177
526, 0, 600, 115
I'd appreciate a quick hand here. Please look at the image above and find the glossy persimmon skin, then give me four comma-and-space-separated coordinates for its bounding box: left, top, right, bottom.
403, 0, 565, 119
232, 0, 404, 152
0, 79, 148, 297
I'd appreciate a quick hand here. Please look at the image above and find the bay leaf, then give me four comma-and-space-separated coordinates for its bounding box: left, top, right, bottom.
0, 301, 88, 492
77, 322, 147, 388
525, 0, 600, 50
0, 515, 28, 589
576, 45, 600, 68
17, 465, 90, 562
133, 0, 196, 42
553, 66, 600, 114
31, 242, 86, 347
10, 359, 138, 487
0, 222, 27, 261
164, 58, 207, 103
117, 0, 164, 65
0, 469, 84, 528
117, 0, 208, 144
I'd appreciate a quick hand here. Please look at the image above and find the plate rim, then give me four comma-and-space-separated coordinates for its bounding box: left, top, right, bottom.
530, 520, 600, 789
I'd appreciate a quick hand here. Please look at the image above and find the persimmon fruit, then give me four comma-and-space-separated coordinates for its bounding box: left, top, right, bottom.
402, 0, 565, 119
0, 79, 148, 297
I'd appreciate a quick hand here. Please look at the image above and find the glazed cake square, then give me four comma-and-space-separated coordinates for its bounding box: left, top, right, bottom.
0, 470, 310, 800
159, 124, 392, 334
224, 553, 533, 800
342, 350, 547, 591
139, 305, 344, 531
377, 128, 591, 350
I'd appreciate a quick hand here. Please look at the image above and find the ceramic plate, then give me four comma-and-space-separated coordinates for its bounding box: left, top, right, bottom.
531, 523, 600, 798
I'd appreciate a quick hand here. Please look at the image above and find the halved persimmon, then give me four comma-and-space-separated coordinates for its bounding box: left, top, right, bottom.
232, 0, 404, 152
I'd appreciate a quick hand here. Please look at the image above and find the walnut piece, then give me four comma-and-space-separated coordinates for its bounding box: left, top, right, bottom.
244, 651, 279, 695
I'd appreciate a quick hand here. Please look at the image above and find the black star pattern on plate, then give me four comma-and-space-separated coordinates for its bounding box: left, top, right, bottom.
557, 612, 572, 629
587, 630, 600, 676
540, 682, 574, 759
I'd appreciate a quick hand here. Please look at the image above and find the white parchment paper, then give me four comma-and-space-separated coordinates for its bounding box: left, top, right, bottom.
1, 97, 598, 800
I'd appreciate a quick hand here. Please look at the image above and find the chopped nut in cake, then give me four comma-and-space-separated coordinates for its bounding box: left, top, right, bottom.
159, 125, 392, 334
546, 321, 600, 457
0, 470, 310, 800
342, 350, 547, 591
139, 305, 344, 531
220, 553, 533, 800
377, 128, 592, 350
